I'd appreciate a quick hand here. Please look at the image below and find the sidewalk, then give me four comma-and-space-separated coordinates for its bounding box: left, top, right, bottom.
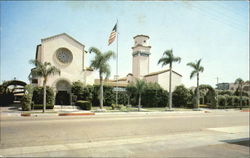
0, 105, 242, 118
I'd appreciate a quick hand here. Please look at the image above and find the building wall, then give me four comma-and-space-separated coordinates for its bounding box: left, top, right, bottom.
37, 35, 86, 89
144, 75, 158, 83
84, 70, 95, 85
133, 45, 150, 52
132, 55, 140, 79
158, 71, 182, 91
132, 35, 151, 79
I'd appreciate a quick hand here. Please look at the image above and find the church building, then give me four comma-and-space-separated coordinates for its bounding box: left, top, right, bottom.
31, 33, 94, 105
31, 33, 182, 105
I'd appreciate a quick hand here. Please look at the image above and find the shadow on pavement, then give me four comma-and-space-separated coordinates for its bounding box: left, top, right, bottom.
221, 138, 250, 147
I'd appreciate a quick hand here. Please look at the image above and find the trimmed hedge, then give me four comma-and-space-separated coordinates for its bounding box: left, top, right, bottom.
172, 85, 192, 107
32, 86, 54, 105
76, 100, 92, 110
31, 104, 54, 110
21, 84, 34, 111
22, 95, 32, 111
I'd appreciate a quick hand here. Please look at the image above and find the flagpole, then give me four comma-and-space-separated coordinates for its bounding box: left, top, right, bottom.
115, 20, 119, 107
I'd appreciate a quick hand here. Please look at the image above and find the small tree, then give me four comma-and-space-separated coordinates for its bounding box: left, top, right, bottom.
187, 59, 204, 108
234, 78, 244, 110
29, 60, 60, 113
135, 79, 146, 111
126, 83, 136, 106
158, 49, 181, 110
89, 47, 115, 109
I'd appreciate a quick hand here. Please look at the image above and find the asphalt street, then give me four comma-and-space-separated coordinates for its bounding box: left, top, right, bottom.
0, 110, 249, 157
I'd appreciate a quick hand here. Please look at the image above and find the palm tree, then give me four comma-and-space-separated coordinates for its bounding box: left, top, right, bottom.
187, 59, 204, 108
29, 60, 60, 113
235, 78, 244, 109
89, 47, 115, 109
135, 79, 146, 111
126, 83, 135, 106
158, 49, 181, 110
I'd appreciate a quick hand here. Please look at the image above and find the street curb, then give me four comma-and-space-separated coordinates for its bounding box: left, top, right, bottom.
58, 112, 95, 116
21, 113, 31, 117
241, 110, 250, 112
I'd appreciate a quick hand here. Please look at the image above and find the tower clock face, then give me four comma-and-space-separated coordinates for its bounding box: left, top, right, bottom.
56, 48, 73, 64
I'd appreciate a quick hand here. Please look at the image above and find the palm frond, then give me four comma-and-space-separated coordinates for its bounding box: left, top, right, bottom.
187, 62, 197, 69
158, 49, 180, 68
104, 50, 116, 60
135, 79, 146, 93
199, 66, 204, 72
163, 49, 173, 58
235, 78, 244, 84
197, 59, 202, 68
158, 57, 171, 67
89, 47, 101, 55
190, 70, 197, 79
47, 66, 61, 76
173, 57, 181, 63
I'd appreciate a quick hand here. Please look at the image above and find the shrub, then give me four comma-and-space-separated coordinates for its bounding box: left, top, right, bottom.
111, 104, 125, 110
218, 95, 226, 108
31, 104, 54, 109
233, 96, 240, 107
218, 90, 234, 96
242, 96, 250, 107
226, 96, 234, 107
141, 82, 168, 107
71, 81, 84, 100
71, 81, 94, 101
21, 85, 34, 111
172, 85, 191, 107
22, 95, 32, 111
76, 100, 92, 110
118, 92, 128, 106
92, 85, 115, 107
32, 86, 54, 105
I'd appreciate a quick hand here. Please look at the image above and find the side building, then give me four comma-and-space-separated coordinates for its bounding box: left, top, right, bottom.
107, 34, 182, 91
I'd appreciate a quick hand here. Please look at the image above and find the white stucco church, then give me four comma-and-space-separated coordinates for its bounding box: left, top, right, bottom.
31, 33, 182, 105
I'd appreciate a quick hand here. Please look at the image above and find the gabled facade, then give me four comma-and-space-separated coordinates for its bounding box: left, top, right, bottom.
31, 33, 94, 105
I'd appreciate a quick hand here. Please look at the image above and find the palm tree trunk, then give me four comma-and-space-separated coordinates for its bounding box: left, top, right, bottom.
197, 73, 200, 108
168, 66, 172, 110
138, 93, 141, 111
43, 81, 46, 113
100, 77, 103, 109
240, 86, 242, 110
128, 95, 130, 106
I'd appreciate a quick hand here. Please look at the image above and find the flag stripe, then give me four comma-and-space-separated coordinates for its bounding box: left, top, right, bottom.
108, 23, 117, 45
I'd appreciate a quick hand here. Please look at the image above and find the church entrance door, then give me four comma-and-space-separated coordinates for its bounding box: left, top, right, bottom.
55, 80, 71, 105
55, 91, 70, 105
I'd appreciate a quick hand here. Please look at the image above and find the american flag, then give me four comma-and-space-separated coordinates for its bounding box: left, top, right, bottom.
108, 23, 117, 45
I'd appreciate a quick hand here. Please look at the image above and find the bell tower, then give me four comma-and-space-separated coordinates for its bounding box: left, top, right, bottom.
132, 35, 151, 79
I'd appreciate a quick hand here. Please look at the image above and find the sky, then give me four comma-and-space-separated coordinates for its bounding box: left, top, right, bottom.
0, 1, 249, 88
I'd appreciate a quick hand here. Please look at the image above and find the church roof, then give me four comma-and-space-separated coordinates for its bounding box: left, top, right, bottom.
144, 69, 182, 77
41, 33, 85, 47
133, 35, 150, 39
94, 79, 128, 87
